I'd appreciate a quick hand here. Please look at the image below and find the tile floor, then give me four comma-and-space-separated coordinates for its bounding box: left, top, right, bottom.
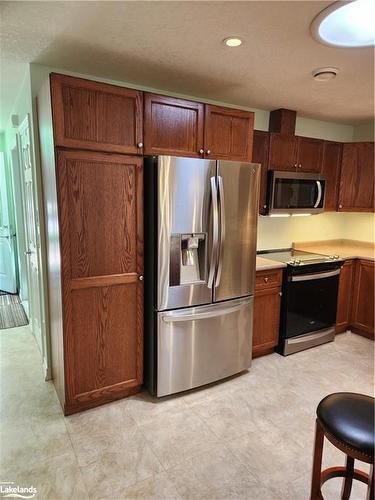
0, 325, 373, 500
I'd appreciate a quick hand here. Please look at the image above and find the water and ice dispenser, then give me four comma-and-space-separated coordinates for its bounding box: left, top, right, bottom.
169, 234, 207, 286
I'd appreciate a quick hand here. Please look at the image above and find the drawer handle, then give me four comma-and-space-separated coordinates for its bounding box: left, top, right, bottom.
263, 277, 269, 283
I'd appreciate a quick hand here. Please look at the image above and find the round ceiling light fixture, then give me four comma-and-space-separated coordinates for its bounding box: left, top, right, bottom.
223, 37, 242, 47
311, 0, 375, 48
312, 67, 339, 81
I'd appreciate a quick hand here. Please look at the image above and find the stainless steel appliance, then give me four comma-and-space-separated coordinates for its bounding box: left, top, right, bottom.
268, 171, 326, 215
261, 249, 343, 355
144, 156, 260, 396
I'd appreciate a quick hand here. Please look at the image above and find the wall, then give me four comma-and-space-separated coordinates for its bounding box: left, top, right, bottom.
352, 121, 374, 142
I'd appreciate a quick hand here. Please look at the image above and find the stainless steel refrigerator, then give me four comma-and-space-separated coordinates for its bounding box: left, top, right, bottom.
144, 156, 260, 397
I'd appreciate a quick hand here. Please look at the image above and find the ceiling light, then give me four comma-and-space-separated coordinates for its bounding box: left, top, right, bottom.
311, 0, 375, 48
223, 37, 242, 47
312, 67, 339, 81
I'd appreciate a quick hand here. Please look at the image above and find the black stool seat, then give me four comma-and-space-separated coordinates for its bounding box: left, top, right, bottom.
317, 392, 375, 457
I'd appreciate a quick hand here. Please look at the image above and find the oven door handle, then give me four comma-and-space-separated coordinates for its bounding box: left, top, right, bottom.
314, 180, 322, 208
291, 269, 340, 282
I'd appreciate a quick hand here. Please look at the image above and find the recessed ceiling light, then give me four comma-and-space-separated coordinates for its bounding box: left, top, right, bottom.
312, 67, 339, 81
223, 37, 242, 47
311, 0, 375, 48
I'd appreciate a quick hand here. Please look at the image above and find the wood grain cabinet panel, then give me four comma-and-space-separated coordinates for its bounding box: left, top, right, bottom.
143, 93, 204, 157
336, 259, 354, 333
252, 130, 269, 214
56, 150, 144, 413
51, 73, 143, 155
321, 141, 342, 211
268, 133, 298, 171
204, 105, 254, 161
253, 269, 282, 357
339, 142, 374, 212
351, 260, 374, 339
296, 137, 323, 172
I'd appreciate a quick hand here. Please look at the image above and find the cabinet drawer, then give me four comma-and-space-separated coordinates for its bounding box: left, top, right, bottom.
255, 269, 282, 290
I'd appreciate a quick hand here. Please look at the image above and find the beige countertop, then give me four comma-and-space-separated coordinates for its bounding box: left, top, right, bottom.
256, 256, 286, 271
293, 239, 375, 261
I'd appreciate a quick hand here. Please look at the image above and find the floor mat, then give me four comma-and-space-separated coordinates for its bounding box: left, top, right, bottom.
0, 293, 29, 329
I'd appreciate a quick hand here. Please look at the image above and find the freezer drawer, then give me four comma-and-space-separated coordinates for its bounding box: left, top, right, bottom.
156, 297, 253, 397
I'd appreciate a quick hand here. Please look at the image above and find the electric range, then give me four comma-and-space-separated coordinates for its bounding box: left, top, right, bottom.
259, 248, 344, 355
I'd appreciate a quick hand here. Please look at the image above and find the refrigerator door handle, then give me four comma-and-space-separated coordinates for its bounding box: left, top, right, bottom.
215, 175, 225, 287
208, 176, 219, 289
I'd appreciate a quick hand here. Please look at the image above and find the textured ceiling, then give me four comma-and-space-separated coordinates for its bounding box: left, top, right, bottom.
1, 0, 374, 130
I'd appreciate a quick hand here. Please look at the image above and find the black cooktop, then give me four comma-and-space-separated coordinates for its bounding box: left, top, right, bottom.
260, 248, 342, 266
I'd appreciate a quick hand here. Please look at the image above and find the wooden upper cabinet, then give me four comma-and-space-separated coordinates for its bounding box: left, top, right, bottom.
296, 137, 323, 172
50, 74, 143, 155
351, 260, 374, 339
143, 93, 204, 157
336, 259, 354, 333
268, 133, 298, 171
321, 141, 342, 211
252, 130, 269, 214
204, 105, 254, 161
339, 142, 374, 212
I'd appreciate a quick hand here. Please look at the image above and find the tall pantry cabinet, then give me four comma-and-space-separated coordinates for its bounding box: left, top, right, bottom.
38, 74, 144, 414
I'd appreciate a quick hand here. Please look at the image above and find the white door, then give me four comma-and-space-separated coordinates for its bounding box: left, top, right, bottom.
19, 116, 42, 351
0, 152, 17, 293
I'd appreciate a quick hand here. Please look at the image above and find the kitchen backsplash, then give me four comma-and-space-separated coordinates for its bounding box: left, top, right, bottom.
257, 212, 375, 250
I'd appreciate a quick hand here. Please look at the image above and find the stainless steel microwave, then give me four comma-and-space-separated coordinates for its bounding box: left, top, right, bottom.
267, 171, 326, 215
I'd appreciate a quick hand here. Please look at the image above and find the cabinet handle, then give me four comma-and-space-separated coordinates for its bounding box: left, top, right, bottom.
138, 275, 144, 281
206, 150, 211, 155
137, 142, 143, 148
263, 277, 269, 283
298, 164, 302, 168
199, 149, 204, 154
263, 204, 267, 209
339, 204, 343, 209
294, 164, 297, 169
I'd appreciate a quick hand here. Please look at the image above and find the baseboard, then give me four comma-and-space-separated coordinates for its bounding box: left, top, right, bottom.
350, 327, 374, 340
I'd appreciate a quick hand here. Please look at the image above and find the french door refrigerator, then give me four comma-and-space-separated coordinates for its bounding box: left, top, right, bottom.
144, 156, 260, 396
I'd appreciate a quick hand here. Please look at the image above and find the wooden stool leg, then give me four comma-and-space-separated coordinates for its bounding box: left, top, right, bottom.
310, 419, 325, 500
341, 455, 354, 500
367, 464, 374, 500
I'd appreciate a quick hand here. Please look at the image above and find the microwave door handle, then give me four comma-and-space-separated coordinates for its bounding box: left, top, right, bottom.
314, 180, 322, 208
208, 176, 219, 289
215, 175, 225, 287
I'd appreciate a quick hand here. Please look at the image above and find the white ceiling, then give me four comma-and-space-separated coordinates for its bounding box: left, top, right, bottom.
1, 1, 374, 131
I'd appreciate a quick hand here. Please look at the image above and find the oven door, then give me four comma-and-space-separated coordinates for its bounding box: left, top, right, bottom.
269, 171, 326, 215
284, 266, 340, 339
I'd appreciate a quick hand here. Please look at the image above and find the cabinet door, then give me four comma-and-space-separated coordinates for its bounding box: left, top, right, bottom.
51, 74, 143, 155
252, 130, 269, 214
336, 259, 354, 333
204, 105, 254, 161
351, 260, 374, 339
253, 287, 281, 357
296, 137, 323, 172
268, 133, 298, 171
321, 141, 342, 211
56, 150, 143, 413
143, 93, 204, 157
339, 142, 374, 212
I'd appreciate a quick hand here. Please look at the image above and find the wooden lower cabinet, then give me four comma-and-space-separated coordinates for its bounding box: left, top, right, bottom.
336, 259, 374, 340
252, 269, 282, 357
336, 260, 355, 333
351, 260, 374, 339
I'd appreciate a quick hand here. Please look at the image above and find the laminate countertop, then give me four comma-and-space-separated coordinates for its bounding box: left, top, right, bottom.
256, 256, 286, 271
293, 239, 375, 261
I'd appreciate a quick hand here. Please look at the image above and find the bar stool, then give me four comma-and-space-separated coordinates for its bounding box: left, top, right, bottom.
310, 392, 374, 500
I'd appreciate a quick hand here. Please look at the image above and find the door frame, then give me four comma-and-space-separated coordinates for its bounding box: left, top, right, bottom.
18, 114, 51, 380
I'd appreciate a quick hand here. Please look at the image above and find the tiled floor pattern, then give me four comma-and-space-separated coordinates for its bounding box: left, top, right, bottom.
0, 325, 373, 499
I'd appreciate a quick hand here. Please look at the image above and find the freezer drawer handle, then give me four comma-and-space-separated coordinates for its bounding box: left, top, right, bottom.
291, 269, 340, 282
162, 302, 247, 323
